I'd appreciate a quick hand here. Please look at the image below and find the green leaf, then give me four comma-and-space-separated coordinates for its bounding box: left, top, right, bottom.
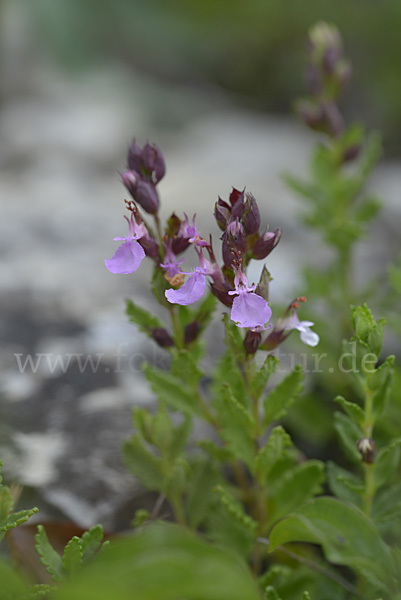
350, 304, 385, 357
373, 483, 401, 524
263, 365, 304, 426
267, 461, 325, 528
371, 356, 395, 419
35, 525, 64, 582
215, 485, 258, 534
212, 349, 248, 407
326, 461, 364, 507
254, 426, 292, 480
186, 458, 220, 528
123, 435, 165, 492
0, 559, 28, 596
62, 536, 83, 577
216, 384, 255, 468
269, 497, 393, 589
171, 349, 203, 389
334, 395, 364, 425
144, 364, 200, 416
53, 522, 261, 600
265, 586, 282, 600
333, 412, 362, 463
302, 593, 311, 600
80, 525, 104, 562
373, 438, 401, 491
251, 355, 279, 398
126, 299, 165, 335
222, 312, 246, 362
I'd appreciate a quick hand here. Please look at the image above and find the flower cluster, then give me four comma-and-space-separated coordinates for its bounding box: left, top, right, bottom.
105, 139, 319, 352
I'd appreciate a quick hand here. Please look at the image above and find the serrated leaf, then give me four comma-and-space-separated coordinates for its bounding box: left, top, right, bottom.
126, 299, 165, 334
265, 586, 282, 600
144, 364, 200, 415
1, 507, 39, 537
0, 485, 14, 522
171, 349, 203, 389
80, 525, 104, 561
333, 412, 362, 463
216, 384, 255, 467
53, 522, 261, 600
123, 435, 165, 492
222, 312, 246, 361
269, 497, 393, 589
327, 461, 364, 507
373, 483, 401, 524
371, 356, 395, 419
267, 460, 325, 528
263, 366, 304, 426
251, 355, 279, 398
215, 485, 258, 534
254, 426, 292, 480
373, 438, 401, 491
187, 458, 220, 528
62, 536, 82, 577
35, 525, 64, 583
197, 439, 233, 462
334, 395, 364, 425
212, 349, 248, 406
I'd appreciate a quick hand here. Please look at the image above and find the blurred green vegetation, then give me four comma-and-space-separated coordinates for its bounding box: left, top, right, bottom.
12, 0, 401, 154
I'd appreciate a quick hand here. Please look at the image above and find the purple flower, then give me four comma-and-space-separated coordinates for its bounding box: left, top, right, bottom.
165, 250, 217, 305
228, 269, 272, 329
160, 242, 185, 278
105, 215, 146, 274
179, 213, 208, 247
285, 310, 319, 347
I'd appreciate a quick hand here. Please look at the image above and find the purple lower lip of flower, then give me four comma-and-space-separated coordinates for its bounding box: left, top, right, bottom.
105, 239, 145, 274
230, 290, 272, 329
165, 271, 206, 305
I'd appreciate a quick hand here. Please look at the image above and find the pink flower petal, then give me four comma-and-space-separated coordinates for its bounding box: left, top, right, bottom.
105, 240, 145, 274
165, 272, 206, 305
231, 292, 272, 329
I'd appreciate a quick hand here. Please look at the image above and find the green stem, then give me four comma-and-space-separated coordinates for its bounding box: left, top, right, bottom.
170, 307, 184, 349
154, 214, 164, 255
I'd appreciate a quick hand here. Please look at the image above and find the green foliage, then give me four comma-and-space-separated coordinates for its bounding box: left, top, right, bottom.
0, 462, 38, 542
269, 497, 397, 596
52, 522, 261, 600
34, 524, 107, 583
263, 365, 304, 425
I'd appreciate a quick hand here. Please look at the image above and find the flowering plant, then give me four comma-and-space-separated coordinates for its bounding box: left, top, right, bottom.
1, 22, 400, 600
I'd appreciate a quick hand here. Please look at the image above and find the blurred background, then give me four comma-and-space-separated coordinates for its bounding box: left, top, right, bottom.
0, 0, 400, 531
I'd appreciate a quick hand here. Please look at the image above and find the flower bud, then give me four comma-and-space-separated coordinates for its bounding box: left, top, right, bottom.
184, 321, 200, 344
135, 180, 160, 214
253, 228, 281, 260
127, 139, 143, 172
142, 142, 166, 183
295, 99, 325, 131
243, 329, 262, 355
356, 438, 376, 464
309, 22, 342, 69
138, 235, 160, 259
242, 193, 260, 235
121, 170, 139, 197
255, 266, 271, 302
214, 198, 231, 231
151, 327, 174, 348
210, 280, 235, 308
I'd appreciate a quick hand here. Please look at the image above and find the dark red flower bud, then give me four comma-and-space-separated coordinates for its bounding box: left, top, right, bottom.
142, 142, 166, 183
230, 191, 245, 220
138, 235, 159, 259
134, 180, 160, 214
210, 280, 234, 308
342, 144, 360, 163
214, 198, 231, 231
243, 329, 262, 355
151, 327, 174, 348
171, 236, 190, 255
229, 188, 244, 206
127, 139, 143, 172
184, 321, 200, 344
295, 99, 325, 131
121, 170, 139, 197
253, 228, 281, 260
356, 438, 376, 464
242, 193, 260, 235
